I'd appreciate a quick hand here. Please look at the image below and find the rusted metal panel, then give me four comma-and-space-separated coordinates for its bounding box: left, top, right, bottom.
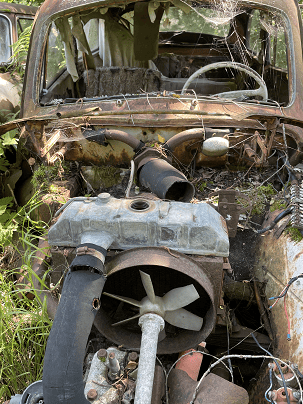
16, 0, 303, 129
254, 232, 303, 371
0, 2, 36, 15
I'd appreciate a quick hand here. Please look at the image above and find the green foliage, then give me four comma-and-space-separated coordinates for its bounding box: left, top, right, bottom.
270, 199, 287, 212
0, 191, 51, 401
0, 130, 18, 171
198, 181, 207, 192
238, 184, 276, 215
31, 161, 70, 190
0, 237, 52, 400
285, 227, 303, 243
0, 0, 44, 6
10, 24, 33, 77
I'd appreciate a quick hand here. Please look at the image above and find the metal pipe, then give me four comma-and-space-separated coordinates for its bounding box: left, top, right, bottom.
134, 313, 165, 404
103, 129, 144, 152
163, 128, 205, 152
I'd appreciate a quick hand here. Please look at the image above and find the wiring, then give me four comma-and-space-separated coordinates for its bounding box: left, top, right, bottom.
251, 333, 291, 404
268, 273, 303, 303
125, 160, 135, 198
284, 295, 291, 341
189, 353, 303, 404
264, 366, 273, 403
165, 350, 233, 404
226, 323, 234, 383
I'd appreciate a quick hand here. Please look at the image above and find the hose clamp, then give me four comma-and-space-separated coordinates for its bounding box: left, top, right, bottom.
76, 246, 105, 263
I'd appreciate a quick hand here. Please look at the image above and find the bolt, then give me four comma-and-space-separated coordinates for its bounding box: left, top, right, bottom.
116, 99, 123, 106
108, 351, 121, 380
293, 390, 301, 400
97, 348, 107, 360
87, 389, 98, 400
109, 352, 116, 359
223, 205, 227, 209
267, 391, 273, 399
128, 351, 139, 362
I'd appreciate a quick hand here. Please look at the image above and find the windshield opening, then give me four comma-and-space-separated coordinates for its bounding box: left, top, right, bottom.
40, 1, 290, 106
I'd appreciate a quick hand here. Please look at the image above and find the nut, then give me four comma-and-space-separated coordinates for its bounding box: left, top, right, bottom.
97, 348, 107, 360
87, 388, 98, 400
128, 352, 139, 362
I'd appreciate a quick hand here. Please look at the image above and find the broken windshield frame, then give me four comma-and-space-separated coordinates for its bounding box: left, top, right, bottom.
39, 1, 291, 108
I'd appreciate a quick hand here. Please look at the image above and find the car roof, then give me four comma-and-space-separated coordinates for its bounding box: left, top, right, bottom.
0, 2, 37, 16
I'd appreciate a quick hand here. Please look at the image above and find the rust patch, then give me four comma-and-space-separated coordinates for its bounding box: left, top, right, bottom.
293, 250, 303, 261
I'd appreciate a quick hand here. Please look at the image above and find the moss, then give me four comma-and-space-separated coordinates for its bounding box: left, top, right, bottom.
197, 181, 207, 192
270, 200, 287, 212
237, 184, 277, 216
285, 227, 303, 243
81, 166, 121, 190
31, 161, 70, 191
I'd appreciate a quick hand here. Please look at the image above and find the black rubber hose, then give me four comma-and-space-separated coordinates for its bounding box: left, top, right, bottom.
43, 270, 106, 404
257, 206, 292, 234
163, 128, 205, 153
83, 128, 145, 152
104, 129, 145, 152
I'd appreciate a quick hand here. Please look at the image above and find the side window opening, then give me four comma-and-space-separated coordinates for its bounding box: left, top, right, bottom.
0, 15, 12, 64
17, 17, 34, 37
39, 3, 290, 106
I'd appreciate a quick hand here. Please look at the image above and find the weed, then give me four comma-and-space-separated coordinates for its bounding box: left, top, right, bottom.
0, 264, 52, 400
238, 184, 276, 215
31, 161, 70, 190
270, 199, 287, 212
0, 192, 51, 401
285, 227, 303, 243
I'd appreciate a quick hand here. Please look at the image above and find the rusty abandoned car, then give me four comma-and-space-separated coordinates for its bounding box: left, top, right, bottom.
0, 2, 36, 123
4, 0, 303, 402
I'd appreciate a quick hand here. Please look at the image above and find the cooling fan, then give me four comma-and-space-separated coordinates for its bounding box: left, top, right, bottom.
103, 270, 203, 331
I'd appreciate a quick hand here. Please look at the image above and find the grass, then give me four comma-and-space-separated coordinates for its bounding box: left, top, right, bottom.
285, 227, 303, 243
0, 195, 52, 402
0, 268, 52, 401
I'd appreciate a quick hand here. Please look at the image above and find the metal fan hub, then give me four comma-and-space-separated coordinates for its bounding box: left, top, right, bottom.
139, 296, 165, 317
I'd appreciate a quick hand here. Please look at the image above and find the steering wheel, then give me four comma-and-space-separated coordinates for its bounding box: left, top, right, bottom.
181, 61, 268, 101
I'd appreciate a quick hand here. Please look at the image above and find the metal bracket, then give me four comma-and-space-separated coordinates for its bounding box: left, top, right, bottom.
209, 189, 251, 237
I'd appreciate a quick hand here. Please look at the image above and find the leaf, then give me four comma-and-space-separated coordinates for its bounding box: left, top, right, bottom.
0, 205, 7, 215
157, 134, 165, 143
0, 197, 13, 207
2, 132, 17, 146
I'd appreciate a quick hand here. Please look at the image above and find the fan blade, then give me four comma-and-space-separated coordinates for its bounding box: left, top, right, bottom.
111, 313, 141, 327
158, 328, 166, 342
139, 271, 156, 303
164, 308, 203, 331
162, 284, 200, 311
103, 292, 141, 308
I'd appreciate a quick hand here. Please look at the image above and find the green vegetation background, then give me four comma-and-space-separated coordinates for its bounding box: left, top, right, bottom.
0, 0, 44, 6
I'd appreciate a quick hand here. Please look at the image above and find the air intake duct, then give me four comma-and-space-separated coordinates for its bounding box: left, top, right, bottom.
138, 157, 194, 202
